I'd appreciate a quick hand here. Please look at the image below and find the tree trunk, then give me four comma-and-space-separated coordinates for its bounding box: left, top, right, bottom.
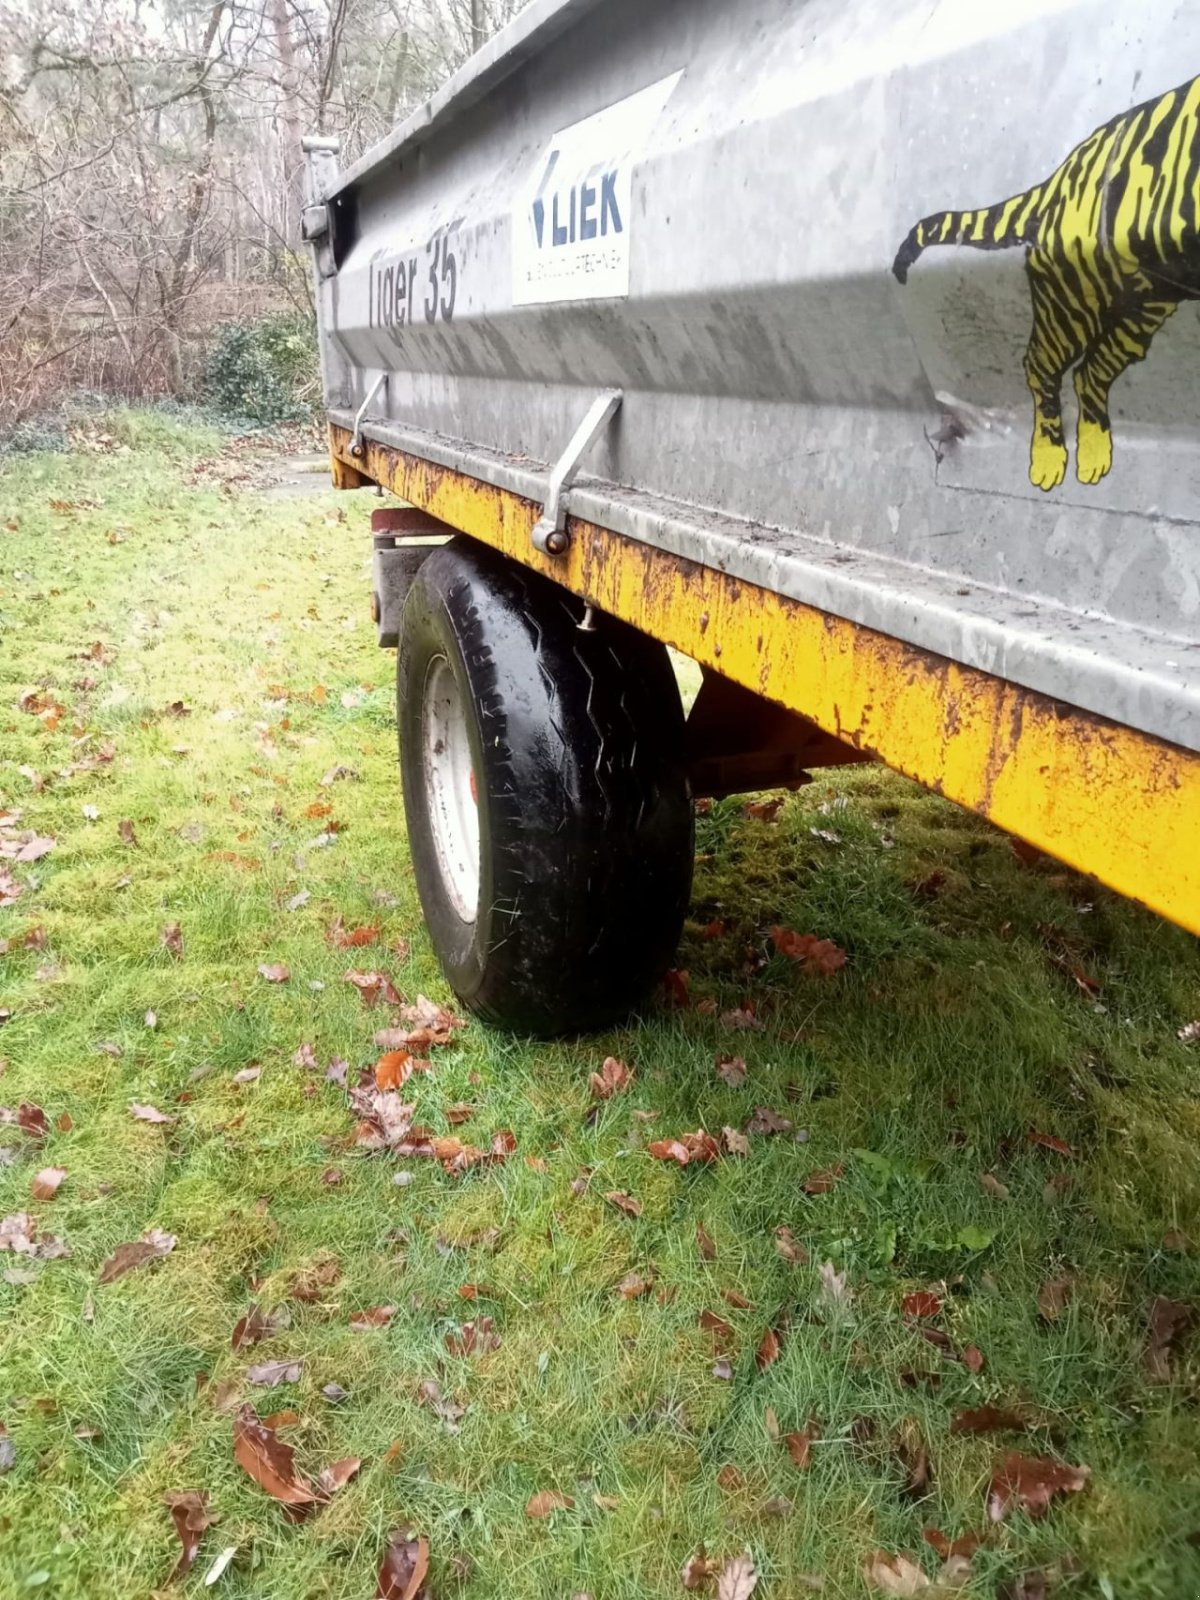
271, 0, 305, 247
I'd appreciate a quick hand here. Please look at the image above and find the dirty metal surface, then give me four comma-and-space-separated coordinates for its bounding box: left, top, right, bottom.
309, 0, 1200, 753
329, 422, 1200, 938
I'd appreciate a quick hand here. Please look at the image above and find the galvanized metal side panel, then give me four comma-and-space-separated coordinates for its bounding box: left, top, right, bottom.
312, 0, 1200, 752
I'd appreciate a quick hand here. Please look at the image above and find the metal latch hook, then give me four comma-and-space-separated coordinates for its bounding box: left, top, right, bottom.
532, 389, 623, 555
351, 374, 387, 458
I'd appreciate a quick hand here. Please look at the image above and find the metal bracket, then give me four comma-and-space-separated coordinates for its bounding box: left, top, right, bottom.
350, 374, 387, 458
531, 389, 622, 555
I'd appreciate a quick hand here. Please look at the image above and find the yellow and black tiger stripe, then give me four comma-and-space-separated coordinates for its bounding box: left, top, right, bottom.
894, 74, 1200, 490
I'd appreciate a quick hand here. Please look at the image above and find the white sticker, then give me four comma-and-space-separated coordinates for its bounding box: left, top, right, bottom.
512, 71, 682, 306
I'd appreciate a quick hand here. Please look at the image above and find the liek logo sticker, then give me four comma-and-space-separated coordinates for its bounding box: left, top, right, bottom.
513, 71, 682, 307
895, 74, 1200, 492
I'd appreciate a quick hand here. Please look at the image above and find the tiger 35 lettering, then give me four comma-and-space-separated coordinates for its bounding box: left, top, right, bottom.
894, 75, 1200, 491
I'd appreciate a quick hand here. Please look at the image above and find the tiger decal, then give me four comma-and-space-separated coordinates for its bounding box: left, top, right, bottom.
893, 75, 1200, 491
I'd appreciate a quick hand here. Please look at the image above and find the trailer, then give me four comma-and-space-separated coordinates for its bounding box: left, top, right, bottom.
304, 0, 1200, 1035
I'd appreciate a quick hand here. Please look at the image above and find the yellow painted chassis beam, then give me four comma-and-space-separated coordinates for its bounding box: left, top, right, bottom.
330, 424, 1200, 937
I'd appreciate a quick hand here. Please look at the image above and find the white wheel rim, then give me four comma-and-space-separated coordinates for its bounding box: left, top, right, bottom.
421, 656, 480, 922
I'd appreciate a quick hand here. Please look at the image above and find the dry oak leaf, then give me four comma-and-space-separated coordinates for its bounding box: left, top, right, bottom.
717, 1552, 759, 1599
589, 1056, 633, 1099
525, 1488, 574, 1518
232, 1405, 321, 1516
376, 1530, 429, 1599
604, 1190, 643, 1218
98, 1228, 176, 1284
864, 1551, 930, 1595
130, 1102, 175, 1125
163, 1490, 214, 1581
257, 963, 290, 984
802, 1164, 844, 1196
986, 1450, 1089, 1522
769, 926, 848, 975
31, 1167, 66, 1201
722, 1126, 750, 1157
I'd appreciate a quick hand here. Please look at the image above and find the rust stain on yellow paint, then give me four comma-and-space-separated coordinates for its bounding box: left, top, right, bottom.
329, 426, 1200, 937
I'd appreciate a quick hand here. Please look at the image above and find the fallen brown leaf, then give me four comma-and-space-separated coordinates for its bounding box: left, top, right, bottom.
747, 1106, 791, 1135
31, 1167, 66, 1201
350, 1305, 397, 1331
986, 1450, 1089, 1521
755, 1326, 782, 1370
895, 1418, 933, 1501
774, 1225, 808, 1264
616, 1269, 655, 1299
1027, 1131, 1073, 1157
376, 1530, 429, 1599
696, 1220, 717, 1260
328, 920, 379, 948
717, 1552, 759, 1599
716, 1054, 747, 1087
161, 922, 183, 959
604, 1190, 643, 1218
785, 1424, 818, 1468
130, 1095, 177, 1126
589, 1056, 633, 1099
864, 1551, 930, 1595
98, 1228, 176, 1284
922, 1527, 984, 1561
257, 963, 290, 984
680, 1544, 720, 1589
648, 1130, 721, 1165
700, 1308, 737, 1351
1145, 1296, 1193, 1381
13, 1102, 50, 1138
950, 1404, 1031, 1436
802, 1164, 843, 1196
444, 1317, 501, 1356
722, 1126, 750, 1157
980, 1173, 1011, 1200
233, 1406, 321, 1517
247, 1358, 303, 1387
118, 819, 138, 847
1037, 1274, 1075, 1322
315, 1456, 361, 1496
526, 1488, 574, 1518
770, 926, 848, 975
163, 1490, 214, 1581
289, 1253, 341, 1302
345, 968, 403, 1008
902, 1291, 942, 1319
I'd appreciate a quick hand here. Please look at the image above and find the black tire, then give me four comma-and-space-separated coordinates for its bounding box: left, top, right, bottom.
397, 538, 693, 1035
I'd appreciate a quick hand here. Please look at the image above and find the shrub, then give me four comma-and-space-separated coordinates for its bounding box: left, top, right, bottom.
203, 313, 319, 426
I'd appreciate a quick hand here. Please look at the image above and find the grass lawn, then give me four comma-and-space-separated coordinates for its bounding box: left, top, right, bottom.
1, 412, 1199, 1600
